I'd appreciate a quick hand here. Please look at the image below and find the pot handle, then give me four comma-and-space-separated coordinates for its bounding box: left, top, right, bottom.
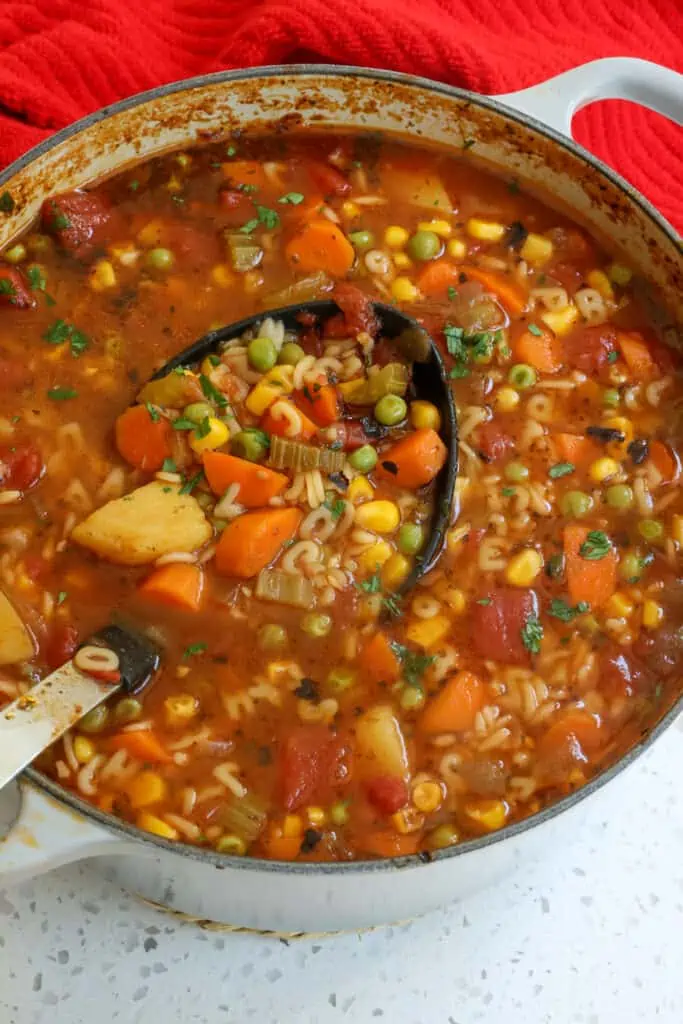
0, 780, 129, 887
498, 57, 683, 137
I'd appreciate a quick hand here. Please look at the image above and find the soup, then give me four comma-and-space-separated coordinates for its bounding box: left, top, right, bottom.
0, 133, 679, 861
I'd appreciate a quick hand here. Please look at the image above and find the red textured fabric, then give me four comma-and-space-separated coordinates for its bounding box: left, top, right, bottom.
0, 0, 681, 229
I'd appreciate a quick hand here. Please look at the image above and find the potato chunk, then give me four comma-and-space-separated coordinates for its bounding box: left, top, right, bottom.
0, 591, 34, 665
71, 482, 211, 565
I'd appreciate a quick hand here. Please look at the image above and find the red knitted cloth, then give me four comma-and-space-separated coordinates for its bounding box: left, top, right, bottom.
0, 0, 681, 229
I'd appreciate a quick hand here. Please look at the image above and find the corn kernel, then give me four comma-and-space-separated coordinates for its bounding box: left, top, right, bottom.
348, 476, 374, 504
434, 581, 466, 614
391, 276, 419, 303
384, 225, 409, 248
73, 736, 95, 764
541, 304, 579, 335
391, 807, 424, 834
245, 366, 294, 415
410, 400, 441, 431
672, 514, 683, 546
341, 200, 360, 219
606, 592, 634, 619
466, 218, 506, 242
166, 175, 182, 192
505, 548, 543, 587
109, 243, 139, 267
417, 219, 452, 238
306, 807, 326, 827
447, 238, 467, 260
354, 500, 400, 534
164, 694, 199, 727
211, 263, 235, 288
464, 799, 508, 831
520, 233, 554, 265
412, 781, 443, 813
357, 540, 393, 574
89, 259, 117, 292
642, 599, 664, 629
608, 262, 633, 287
137, 812, 178, 841
127, 771, 167, 810
282, 814, 304, 838
406, 614, 451, 650
137, 219, 164, 247
589, 456, 620, 483
494, 386, 520, 413
382, 553, 411, 590
586, 269, 615, 301
189, 416, 230, 454
392, 252, 413, 270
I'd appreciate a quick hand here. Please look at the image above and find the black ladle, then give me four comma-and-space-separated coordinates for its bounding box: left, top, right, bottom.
150, 300, 458, 592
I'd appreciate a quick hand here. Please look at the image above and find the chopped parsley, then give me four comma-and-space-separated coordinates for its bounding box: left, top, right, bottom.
390, 642, 436, 687
193, 416, 212, 440
43, 319, 89, 357
445, 324, 501, 378
607, 350, 619, 363
501, 486, 516, 497
256, 204, 280, 230
51, 210, 71, 231
182, 642, 207, 659
208, 354, 221, 367
579, 530, 611, 561
69, 330, 88, 357
237, 183, 258, 194
0, 278, 17, 302
171, 417, 198, 431
47, 386, 78, 401
447, 286, 457, 301
145, 402, 160, 423
199, 372, 228, 407
278, 192, 305, 205
27, 266, 47, 292
356, 569, 382, 594
179, 470, 204, 495
549, 462, 575, 479
0, 191, 15, 214
382, 594, 403, 618
56, 591, 68, 606
548, 598, 590, 622
528, 323, 543, 337
226, 145, 237, 157
128, 179, 140, 192
476, 597, 492, 606
521, 613, 543, 654
324, 497, 346, 520
239, 217, 260, 235
161, 457, 177, 473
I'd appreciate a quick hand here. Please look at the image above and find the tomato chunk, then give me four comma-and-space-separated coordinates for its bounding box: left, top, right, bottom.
471, 587, 539, 665
365, 775, 408, 815
600, 645, 651, 700
0, 443, 44, 491
0, 266, 34, 309
309, 161, 352, 198
45, 622, 79, 670
564, 325, 616, 377
279, 725, 353, 811
331, 282, 380, 337
475, 421, 514, 463
41, 191, 110, 259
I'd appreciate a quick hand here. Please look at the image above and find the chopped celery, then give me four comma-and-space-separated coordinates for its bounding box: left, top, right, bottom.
268, 435, 345, 473
255, 569, 315, 608
338, 362, 409, 405
225, 233, 263, 273
263, 271, 332, 306
138, 370, 202, 409
219, 794, 268, 843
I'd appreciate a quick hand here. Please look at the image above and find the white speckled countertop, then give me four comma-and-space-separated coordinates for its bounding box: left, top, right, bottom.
1, 716, 681, 1024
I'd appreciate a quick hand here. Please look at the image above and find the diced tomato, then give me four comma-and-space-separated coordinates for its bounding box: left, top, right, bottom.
309, 161, 352, 198
41, 191, 110, 259
600, 645, 651, 700
550, 263, 583, 294
466, 527, 487, 555
0, 266, 34, 309
322, 313, 350, 339
365, 775, 409, 815
218, 187, 254, 227
170, 224, 222, 267
337, 418, 385, 451
279, 725, 353, 811
331, 282, 380, 337
45, 622, 79, 670
471, 587, 539, 665
0, 443, 44, 491
475, 421, 514, 462
564, 325, 616, 377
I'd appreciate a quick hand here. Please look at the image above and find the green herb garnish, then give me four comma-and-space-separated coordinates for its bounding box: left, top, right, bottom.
548, 598, 590, 622
161, 457, 177, 473
528, 323, 543, 337
47, 386, 78, 401
199, 373, 228, 407
549, 462, 575, 479
521, 613, 543, 654
145, 402, 160, 423
390, 642, 436, 687
278, 192, 305, 205
182, 642, 207, 659
579, 530, 611, 561
179, 471, 204, 495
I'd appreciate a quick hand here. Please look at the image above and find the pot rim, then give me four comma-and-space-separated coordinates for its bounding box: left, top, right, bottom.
3, 62, 680, 874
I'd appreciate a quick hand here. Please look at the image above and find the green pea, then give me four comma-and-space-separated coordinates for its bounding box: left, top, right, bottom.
78, 705, 109, 734
427, 823, 460, 850
348, 230, 374, 250
3, 244, 26, 265
146, 247, 174, 271
326, 666, 356, 693
230, 429, 269, 462
608, 262, 632, 287
619, 551, 643, 582
329, 800, 350, 826
348, 444, 377, 473
301, 613, 332, 638
638, 518, 664, 542
374, 394, 407, 426
398, 523, 425, 555
508, 363, 537, 390
603, 388, 620, 408
183, 401, 213, 424
504, 461, 529, 483
400, 685, 425, 711
407, 230, 441, 262
605, 484, 634, 510
560, 490, 594, 518
278, 342, 306, 366
258, 624, 288, 652
112, 697, 143, 725
247, 336, 277, 373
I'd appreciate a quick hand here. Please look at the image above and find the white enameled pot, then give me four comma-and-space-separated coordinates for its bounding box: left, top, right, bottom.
0, 59, 681, 934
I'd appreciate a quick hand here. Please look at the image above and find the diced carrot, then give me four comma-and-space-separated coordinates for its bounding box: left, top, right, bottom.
202, 452, 288, 507
285, 219, 355, 278
261, 400, 318, 441
138, 563, 204, 612
215, 507, 303, 578
461, 265, 528, 315
221, 160, 269, 190
419, 670, 485, 735
415, 259, 460, 298
360, 830, 421, 858
358, 632, 401, 684
114, 404, 172, 472
648, 440, 680, 484
377, 428, 447, 489
537, 710, 605, 762
554, 432, 600, 468
262, 832, 302, 861
109, 730, 171, 764
617, 331, 658, 380
514, 325, 564, 374
564, 524, 617, 608
294, 383, 341, 426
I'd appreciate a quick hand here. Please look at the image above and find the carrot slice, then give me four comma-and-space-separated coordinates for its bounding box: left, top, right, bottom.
115, 404, 172, 472
203, 452, 288, 507
554, 432, 600, 468
360, 830, 421, 858
461, 265, 528, 315
537, 710, 604, 762
262, 833, 302, 861
358, 632, 401, 684
649, 440, 680, 484
285, 219, 355, 277
376, 428, 447, 489
109, 730, 171, 764
564, 524, 617, 608
419, 670, 485, 735
416, 259, 460, 298
514, 325, 564, 374
221, 160, 269, 190
617, 331, 658, 380
215, 507, 303, 578
261, 400, 318, 441
293, 383, 341, 427
138, 563, 204, 612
